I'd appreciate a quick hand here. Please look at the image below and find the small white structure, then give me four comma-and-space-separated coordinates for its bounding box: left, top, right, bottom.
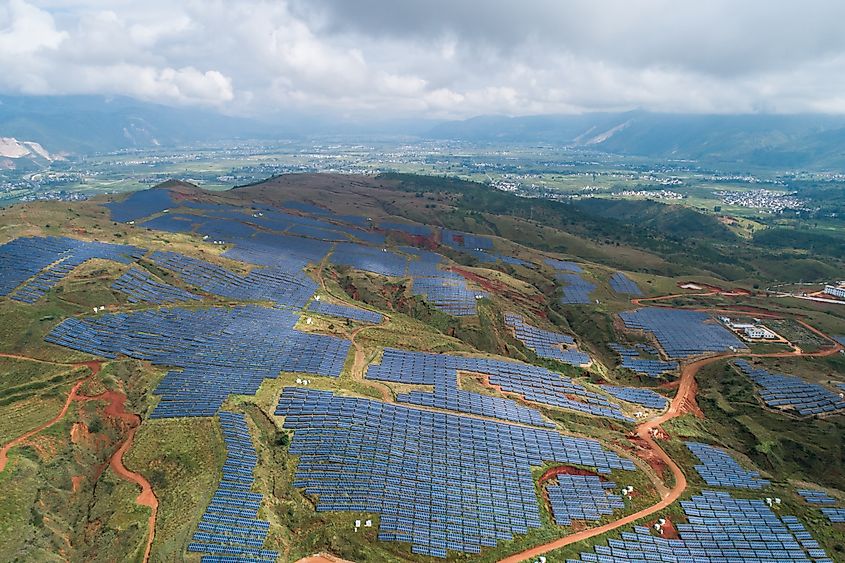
824, 284, 845, 299
744, 326, 777, 340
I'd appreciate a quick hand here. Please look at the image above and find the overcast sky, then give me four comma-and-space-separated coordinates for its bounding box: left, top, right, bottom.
3, 0, 845, 119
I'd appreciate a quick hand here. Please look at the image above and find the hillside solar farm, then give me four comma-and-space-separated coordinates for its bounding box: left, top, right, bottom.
0, 173, 844, 563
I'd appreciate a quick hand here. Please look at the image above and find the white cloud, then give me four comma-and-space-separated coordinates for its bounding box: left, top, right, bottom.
3, 0, 845, 117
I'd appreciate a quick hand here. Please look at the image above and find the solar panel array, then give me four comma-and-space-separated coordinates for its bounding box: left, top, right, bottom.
557, 273, 596, 304
601, 386, 668, 410
609, 343, 678, 377
330, 242, 408, 277
547, 475, 624, 526
545, 258, 583, 272
151, 250, 317, 309
45, 305, 350, 418
685, 442, 770, 489
366, 348, 632, 423
188, 412, 278, 562
112, 267, 200, 304
569, 490, 832, 563
307, 300, 383, 324
504, 314, 590, 366
275, 387, 635, 558
735, 360, 845, 416
381, 222, 432, 237
821, 508, 845, 523
619, 307, 746, 358
411, 271, 484, 316
105, 188, 176, 222
0, 236, 144, 303
798, 489, 836, 505
609, 272, 643, 296
441, 229, 493, 250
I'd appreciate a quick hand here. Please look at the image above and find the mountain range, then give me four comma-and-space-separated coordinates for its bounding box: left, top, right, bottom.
4, 95, 845, 169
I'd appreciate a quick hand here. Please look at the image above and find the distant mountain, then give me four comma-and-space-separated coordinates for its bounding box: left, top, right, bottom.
0, 95, 440, 157
426, 111, 845, 169
0, 95, 276, 155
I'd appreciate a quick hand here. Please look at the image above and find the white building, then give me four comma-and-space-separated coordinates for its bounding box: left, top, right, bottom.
744, 326, 777, 340
824, 284, 845, 299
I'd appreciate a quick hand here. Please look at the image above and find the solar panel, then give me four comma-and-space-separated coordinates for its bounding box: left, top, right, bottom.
609, 272, 643, 296
609, 343, 678, 377
546, 475, 624, 526
188, 411, 278, 560
505, 314, 590, 366
307, 300, 383, 324
619, 308, 746, 359
601, 386, 667, 410
46, 305, 351, 418
735, 360, 845, 416
366, 348, 632, 423
112, 267, 200, 304
275, 387, 635, 558
556, 273, 596, 304
571, 490, 831, 562
685, 442, 770, 489
0, 236, 145, 303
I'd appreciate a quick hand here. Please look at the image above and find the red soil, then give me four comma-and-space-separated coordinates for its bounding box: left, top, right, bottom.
538, 465, 603, 486
648, 516, 680, 539
295, 554, 355, 563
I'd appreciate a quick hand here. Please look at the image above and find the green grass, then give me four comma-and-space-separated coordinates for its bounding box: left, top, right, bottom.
124, 418, 226, 562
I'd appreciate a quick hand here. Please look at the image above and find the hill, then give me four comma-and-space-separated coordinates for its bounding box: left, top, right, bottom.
426, 112, 845, 169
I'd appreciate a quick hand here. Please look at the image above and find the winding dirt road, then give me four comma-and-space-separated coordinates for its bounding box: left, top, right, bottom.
498, 299, 843, 563
0, 358, 101, 472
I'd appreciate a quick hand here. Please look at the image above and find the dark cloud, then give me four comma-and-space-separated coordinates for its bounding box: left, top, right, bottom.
3, 0, 845, 117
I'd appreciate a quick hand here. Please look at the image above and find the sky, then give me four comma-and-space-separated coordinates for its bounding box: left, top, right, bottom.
3, 0, 845, 119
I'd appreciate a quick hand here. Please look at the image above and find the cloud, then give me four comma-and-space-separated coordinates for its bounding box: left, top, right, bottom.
3, 0, 845, 117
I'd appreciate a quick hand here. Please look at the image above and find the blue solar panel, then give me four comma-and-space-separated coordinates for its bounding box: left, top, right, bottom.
505, 314, 590, 366
366, 348, 632, 423
441, 229, 493, 250
609, 343, 678, 377
685, 442, 770, 489
46, 305, 350, 418
619, 308, 746, 359
547, 475, 624, 526
275, 387, 635, 558
0, 236, 145, 303
797, 489, 836, 505
571, 490, 831, 562
151, 251, 316, 309
330, 243, 408, 277
105, 189, 176, 222
545, 259, 582, 272
112, 267, 200, 304
609, 272, 643, 296
557, 273, 596, 304
735, 360, 845, 416
188, 412, 278, 560
601, 386, 667, 410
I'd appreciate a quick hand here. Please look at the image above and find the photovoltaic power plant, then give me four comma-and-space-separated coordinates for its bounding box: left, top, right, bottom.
821, 508, 845, 523
151, 250, 317, 309
45, 305, 350, 418
330, 242, 408, 277
504, 314, 590, 366
441, 228, 494, 250
381, 221, 432, 237
111, 267, 200, 304
366, 348, 632, 423
609, 272, 643, 296
557, 273, 596, 304
544, 258, 582, 272
546, 475, 625, 526
105, 188, 177, 222
735, 360, 845, 416
307, 300, 383, 324
275, 387, 635, 558
798, 489, 836, 505
188, 412, 278, 562
411, 270, 484, 316
601, 386, 668, 410
569, 490, 831, 562
0, 236, 144, 303
685, 442, 770, 489
619, 307, 746, 358
609, 343, 678, 377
